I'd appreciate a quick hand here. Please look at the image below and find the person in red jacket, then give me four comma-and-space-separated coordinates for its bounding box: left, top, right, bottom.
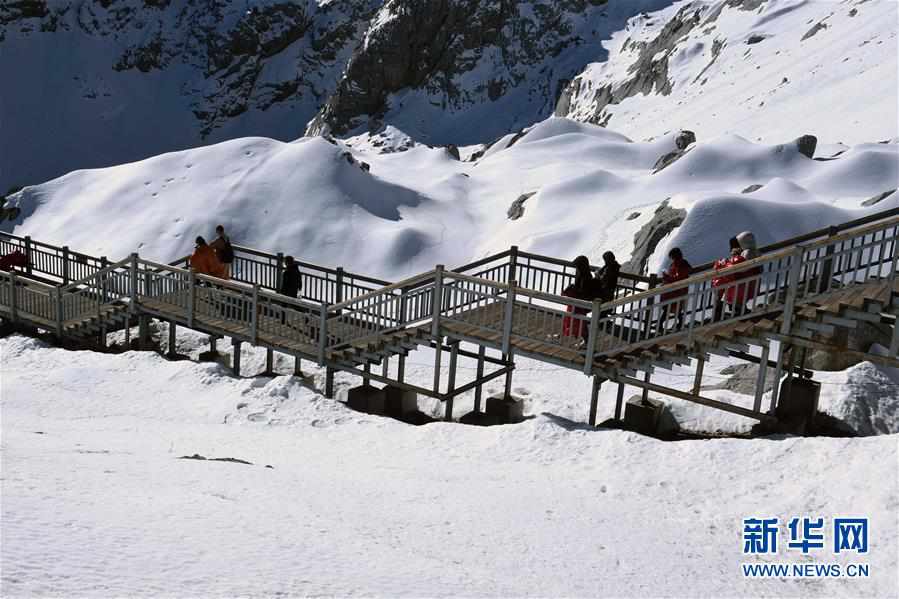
712, 233, 761, 320
657, 247, 691, 331
561, 255, 593, 342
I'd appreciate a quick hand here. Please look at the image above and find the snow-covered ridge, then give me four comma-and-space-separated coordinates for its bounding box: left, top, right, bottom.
6, 119, 898, 283
556, 0, 898, 145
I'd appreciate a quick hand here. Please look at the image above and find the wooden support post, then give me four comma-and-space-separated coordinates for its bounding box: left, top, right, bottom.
692, 354, 706, 396
753, 342, 771, 414
503, 349, 515, 399
508, 245, 519, 285
335, 267, 345, 305
769, 342, 788, 414
168, 321, 177, 357
363, 362, 370, 386
232, 339, 242, 376
210, 335, 218, 354
588, 376, 602, 426
641, 369, 651, 403
474, 345, 485, 412
445, 340, 459, 422
325, 366, 335, 398
264, 349, 274, 376
433, 337, 443, 395
138, 314, 150, 348
397, 355, 406, 384
780, 247, 805, 336
381, 355, 389, 379
293, 356, 302, 377
614, 382, 625, 421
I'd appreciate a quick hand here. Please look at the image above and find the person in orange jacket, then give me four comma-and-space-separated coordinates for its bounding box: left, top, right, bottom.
190, 236, 227, 279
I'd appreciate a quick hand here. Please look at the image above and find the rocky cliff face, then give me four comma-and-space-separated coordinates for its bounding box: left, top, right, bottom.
0, 0, 379, 189
306, 0, 673, 143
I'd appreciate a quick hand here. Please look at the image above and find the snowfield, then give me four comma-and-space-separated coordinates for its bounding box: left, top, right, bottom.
2, 334, 898, 597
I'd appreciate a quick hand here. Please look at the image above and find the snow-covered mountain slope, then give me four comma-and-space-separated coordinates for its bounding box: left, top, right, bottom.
6, 119, 898, 281
9, 0, 895, 194
556, 0, 899, 145
0, 0, 380, 191
2, 333, 898, 596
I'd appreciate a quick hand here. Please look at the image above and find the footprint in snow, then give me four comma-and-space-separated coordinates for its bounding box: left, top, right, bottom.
247, 412, 267, 422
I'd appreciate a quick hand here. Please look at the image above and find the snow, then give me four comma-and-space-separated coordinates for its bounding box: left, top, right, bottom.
2, 334, 898, 596
559, 0, 899, 146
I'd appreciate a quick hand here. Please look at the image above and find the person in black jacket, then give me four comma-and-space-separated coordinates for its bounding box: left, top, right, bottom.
279, 256, 302, 326
595, 251, 620, 303
280, 255, 301, 298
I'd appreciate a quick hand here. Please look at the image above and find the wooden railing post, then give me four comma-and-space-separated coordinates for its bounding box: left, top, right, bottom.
509, 245, 519, 286
251, 285, 259, 345
780, 246, 805, 336
583, 298, 601, 374
187, 271, 196, 328
501, 279, 517, 355
818, 225, 839, 293
100, 257, 109, 303
317, 303, 328, 365
9, 271, 17, 322
890, 224, 899, 284
275, 252, 284, 291
55, 287, 63, 338
335, 267, 345, 307
23, 236, 32, 275
62, 246, 70, 284
130, 253, 139, 314
431, 265, 444, 338
642, 274, 659, 339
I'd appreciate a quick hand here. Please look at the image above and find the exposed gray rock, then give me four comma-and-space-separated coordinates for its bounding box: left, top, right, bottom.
707, 363, 775, 396
861, 189, 896, 207
675, 130, 696, 150
308, 0, 629, 141
556, 4, 703, 124
622, 199, 686, 275
508, 191, 537, 221
653, 146, 694, 173
794, 134, 817, 158
626, 211, 641, 221
801, 21, 828, 41
741, 184, 764, 194
444, 144, 460, 161
805, 321, 894, 371
746, 34, 766, 45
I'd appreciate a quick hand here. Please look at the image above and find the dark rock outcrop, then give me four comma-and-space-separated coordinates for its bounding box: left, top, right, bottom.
861, 189, 896, 207
794, 135, 817, 158
508, 191, 537, 220
741, 184, 764, 194
622, 199, 686, 275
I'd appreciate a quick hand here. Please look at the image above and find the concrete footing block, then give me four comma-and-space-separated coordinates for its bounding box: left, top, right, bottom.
384, 386, 418, 417
775, 377, 821, 435
486, 394, 524, 424
459, 410, 502, 426
624, 396, 679, 436
346, 384, 386, 415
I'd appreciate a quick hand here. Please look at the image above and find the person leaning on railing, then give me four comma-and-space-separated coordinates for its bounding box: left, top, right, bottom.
561, 255, 593, 341
190, 236, 227, 280
657, 247, 691, 331
712, 231, 761, 321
